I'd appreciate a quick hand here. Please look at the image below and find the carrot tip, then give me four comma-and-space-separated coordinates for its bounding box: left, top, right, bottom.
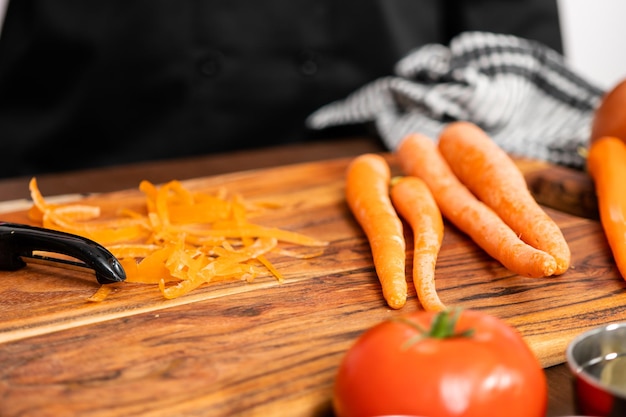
387, 297, 407, 310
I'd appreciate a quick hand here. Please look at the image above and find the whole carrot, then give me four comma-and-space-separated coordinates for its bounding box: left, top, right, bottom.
396, 133, 557, 278
437, 121, 571, 275
587, 136, 626, 279
390, 176, 446, 312
346, 153, 407, 309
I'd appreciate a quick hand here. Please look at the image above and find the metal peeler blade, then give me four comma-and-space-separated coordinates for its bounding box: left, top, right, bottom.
0, 222, 126, 284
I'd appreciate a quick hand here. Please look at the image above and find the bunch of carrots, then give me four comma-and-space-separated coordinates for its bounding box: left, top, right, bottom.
28, 178, 328, 301
346, 121, 570, 311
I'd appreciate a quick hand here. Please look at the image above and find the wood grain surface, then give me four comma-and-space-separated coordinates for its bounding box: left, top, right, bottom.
0, 155, 622, 417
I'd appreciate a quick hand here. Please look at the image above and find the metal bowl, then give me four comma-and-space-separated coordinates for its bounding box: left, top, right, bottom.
566, 322, 626, 416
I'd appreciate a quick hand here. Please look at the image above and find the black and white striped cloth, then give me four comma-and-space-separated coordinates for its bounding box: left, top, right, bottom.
306, 31, 606, 169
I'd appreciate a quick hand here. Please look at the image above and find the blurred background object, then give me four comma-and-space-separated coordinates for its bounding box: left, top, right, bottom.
558, 0, 626, 89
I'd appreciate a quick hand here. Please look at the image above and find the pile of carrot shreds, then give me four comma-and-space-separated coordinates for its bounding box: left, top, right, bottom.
346, 121, 571, 312
28, 178, 329, 301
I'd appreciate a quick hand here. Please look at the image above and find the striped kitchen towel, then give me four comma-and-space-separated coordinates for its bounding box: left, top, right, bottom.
306, 31, 605, 169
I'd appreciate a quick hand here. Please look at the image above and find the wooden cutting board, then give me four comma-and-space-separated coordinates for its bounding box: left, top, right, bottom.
0, 155, 623, 417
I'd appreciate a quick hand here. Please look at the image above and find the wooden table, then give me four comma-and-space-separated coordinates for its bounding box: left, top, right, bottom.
0, 137, 601, 416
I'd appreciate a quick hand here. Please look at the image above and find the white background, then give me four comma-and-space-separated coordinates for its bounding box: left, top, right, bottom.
558, 0, 626, 89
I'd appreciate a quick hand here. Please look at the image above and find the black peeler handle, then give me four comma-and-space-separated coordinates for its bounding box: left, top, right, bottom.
0, 222, 126, 284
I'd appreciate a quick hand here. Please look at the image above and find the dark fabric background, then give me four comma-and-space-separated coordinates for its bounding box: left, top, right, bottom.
0, 0, 562, 178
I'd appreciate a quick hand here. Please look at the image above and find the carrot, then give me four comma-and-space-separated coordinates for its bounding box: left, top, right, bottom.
587, 136, 626, 279
396, 133, 557, 278
437, 121, 571, 275
345, 154, 407, 309
390, 176, 446, 311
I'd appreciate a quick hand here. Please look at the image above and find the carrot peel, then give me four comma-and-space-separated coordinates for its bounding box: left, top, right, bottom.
27, 178, 328, 301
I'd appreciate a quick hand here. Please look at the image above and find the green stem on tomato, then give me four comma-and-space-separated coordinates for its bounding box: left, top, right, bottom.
395, 308, 474, 350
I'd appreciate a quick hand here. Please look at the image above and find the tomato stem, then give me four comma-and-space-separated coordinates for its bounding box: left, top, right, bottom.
395, 309, 474, 349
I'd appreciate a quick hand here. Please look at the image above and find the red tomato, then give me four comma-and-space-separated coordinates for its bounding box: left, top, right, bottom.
333, 309, 547, 417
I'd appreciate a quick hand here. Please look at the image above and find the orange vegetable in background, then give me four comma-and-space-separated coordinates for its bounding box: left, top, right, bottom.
587, 136, 626, 279
345, 154, 407, 309
590, 78, 626, 144
438, 121, 570, 275
587, 78, 626, 280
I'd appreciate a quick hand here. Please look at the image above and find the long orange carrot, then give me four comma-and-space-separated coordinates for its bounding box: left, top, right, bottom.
437, 121, 571, 275
587, 136, 626, 279
345, 154, 407, 309
390, 176, 446, 311
396, 133, 557, 278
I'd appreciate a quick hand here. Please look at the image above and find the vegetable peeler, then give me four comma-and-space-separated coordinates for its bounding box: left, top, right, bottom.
0, 222, 126, 284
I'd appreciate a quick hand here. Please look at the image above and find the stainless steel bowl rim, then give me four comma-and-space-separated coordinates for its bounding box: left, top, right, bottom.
566, 322, 626, 398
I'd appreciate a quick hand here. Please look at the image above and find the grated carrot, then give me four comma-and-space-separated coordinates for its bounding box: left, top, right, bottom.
28, 178, 329, 301
86, 285, 114, 302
